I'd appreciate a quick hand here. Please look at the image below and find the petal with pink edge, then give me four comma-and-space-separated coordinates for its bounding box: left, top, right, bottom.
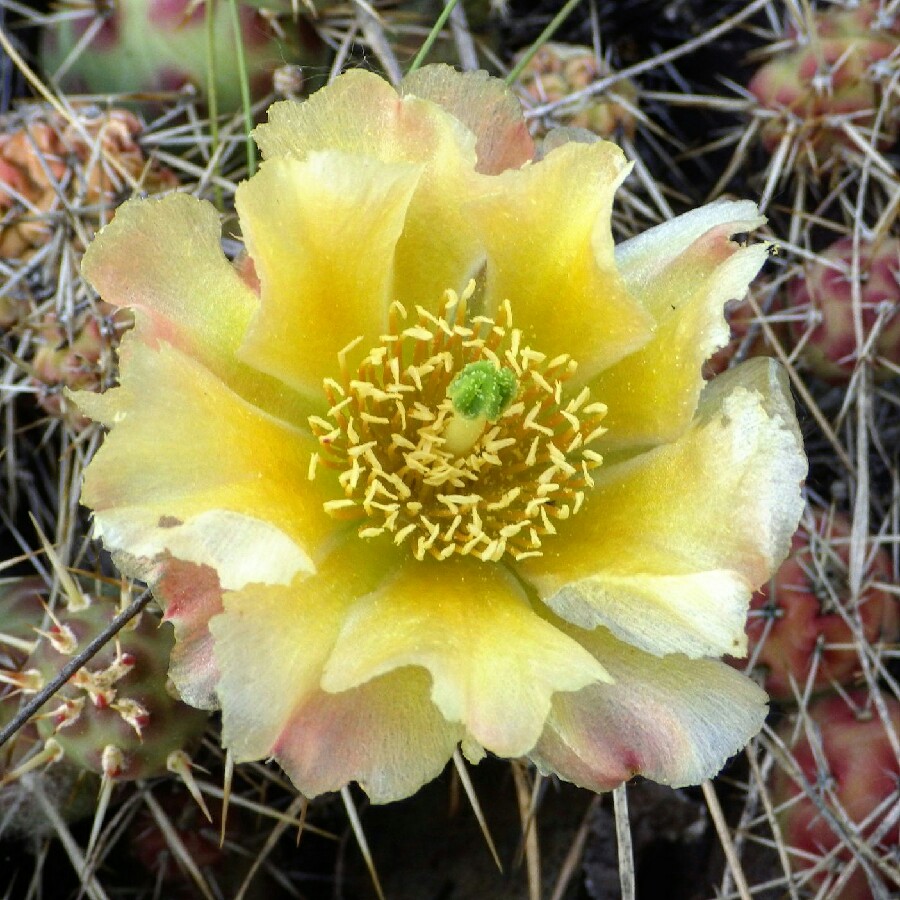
400, 65, 534, 174
235, 152, 421, 396
518, 359, 806, 660
273, 667, 463, 803
75, 339, 340, 589
530, 621, 768, 791
471, 140, 653, 380
322, 557, 610, 758
152, 559, 223, 710
616, 199, 765, 279
81, 194, 299, 419
592, 200, 768, 450
209, 538, 400, 762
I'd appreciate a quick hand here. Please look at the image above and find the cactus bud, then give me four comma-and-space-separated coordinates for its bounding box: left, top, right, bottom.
515, 43, 639, 140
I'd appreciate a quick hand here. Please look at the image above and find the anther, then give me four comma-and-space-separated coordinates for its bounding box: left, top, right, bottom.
312, 291, 606, 563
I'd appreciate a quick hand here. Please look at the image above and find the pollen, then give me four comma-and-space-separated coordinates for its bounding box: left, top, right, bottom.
309, 282, 607, 562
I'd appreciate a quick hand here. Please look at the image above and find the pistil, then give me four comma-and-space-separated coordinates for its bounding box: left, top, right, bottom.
444, 360, 519, 456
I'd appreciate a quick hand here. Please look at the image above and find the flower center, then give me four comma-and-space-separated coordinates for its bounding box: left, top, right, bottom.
308, 282, 607, 563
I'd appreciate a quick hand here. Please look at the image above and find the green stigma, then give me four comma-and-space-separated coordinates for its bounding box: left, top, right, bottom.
447, 361, 519, 421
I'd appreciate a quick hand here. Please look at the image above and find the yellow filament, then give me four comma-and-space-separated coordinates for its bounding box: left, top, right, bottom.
309, 285, 606, 562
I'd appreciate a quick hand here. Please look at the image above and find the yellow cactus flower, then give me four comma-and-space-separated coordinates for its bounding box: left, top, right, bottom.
75, 65, 806, 803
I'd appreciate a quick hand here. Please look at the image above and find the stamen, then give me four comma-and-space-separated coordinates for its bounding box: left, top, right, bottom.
311, 294, 607, 562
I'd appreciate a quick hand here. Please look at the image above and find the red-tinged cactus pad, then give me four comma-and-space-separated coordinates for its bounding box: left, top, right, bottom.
734, 511, 898, 702
28, 596, 208, 781
788, 236, 900, 383
748, 1, 899, 160
39, 0, 327, 115
772, 691, 900, 900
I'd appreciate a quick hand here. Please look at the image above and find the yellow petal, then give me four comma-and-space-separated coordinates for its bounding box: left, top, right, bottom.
470, 141, 653, 380
400, 64, 534, 174
235, 152, 421, 395
81, 193, 300, 420
76, 339, 340, 588
209, 538, 397, 762
592, 200, 768, 450
272, 668, 462, 804
255, 69, 486, 314
530, 622, 768, 791
322, 557, 610, 758
518, 358, 806, 659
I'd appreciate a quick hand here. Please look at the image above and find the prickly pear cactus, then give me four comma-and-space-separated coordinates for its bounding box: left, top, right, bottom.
0, 579, 97, 835
749, 0, 899, 162
25, 594, 209, 782
1, 579, 208, 791
788, 235, 900, 382
0, 105, 178, 261
704, 281, 787, 377
772, 690, 900, 900
27, 303, 132, 431
0, 106, 163, 431
732, 511, 899, 701
0, 578, 45, 665
39, 0, 327, 115
1, 579, 47, 758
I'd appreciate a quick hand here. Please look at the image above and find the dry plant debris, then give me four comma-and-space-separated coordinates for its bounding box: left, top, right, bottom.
0, 1, 898, 898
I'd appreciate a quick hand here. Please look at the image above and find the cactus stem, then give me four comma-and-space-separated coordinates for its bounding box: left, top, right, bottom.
101, 744, 125, 780
0, 667, 44, 693
0, 737, 64, 786
68, 649, 136, 708
167, 750, 212, 823
101, 650, 137, 685
118, 608, 141, 632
